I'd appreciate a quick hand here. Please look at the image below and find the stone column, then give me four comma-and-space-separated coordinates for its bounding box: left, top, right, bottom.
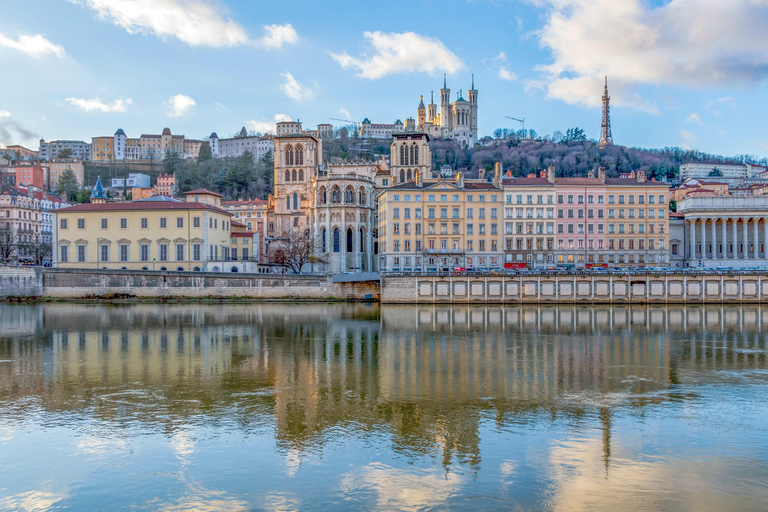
711, 218, 717, 259
701, 218, 707, 260
754, 217, 760, 259
733, 218, 739, 260
722, 217, 728, 259
743, 218, 749, 261
764, 218, 768, 259
690, 218, 696, 261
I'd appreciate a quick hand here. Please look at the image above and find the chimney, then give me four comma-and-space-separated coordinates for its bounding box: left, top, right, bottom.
547, 166, 555, 183
416, 170, 423, 187
456, 172, 464, 188
588, 169, 596, 179
494, 162, 501, 187
637, 170, 646, 182
598, 167, 606, 183
506, 170, 512, 178
479, 168, 485, 181
540, 170, 547, 180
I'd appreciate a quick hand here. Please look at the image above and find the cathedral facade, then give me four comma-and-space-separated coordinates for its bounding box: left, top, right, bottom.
416, 75, 478, 148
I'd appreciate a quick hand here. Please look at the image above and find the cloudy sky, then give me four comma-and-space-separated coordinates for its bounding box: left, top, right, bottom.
1, 0, 768, 157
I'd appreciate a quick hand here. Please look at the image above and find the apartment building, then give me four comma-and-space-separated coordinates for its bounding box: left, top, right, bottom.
13, 164, 47, 189
49, 159, 84, 190
502, 172, 556, 268
39, 139, 90, 161
54, 189, 233, 271
378, 171, 503, 272
553, 173, 607, 267
0, 185, 42, 263
222, 198, 269, 234
209, 132, 274, 160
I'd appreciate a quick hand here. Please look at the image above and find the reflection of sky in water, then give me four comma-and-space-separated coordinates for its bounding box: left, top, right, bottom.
1, 303, 768, 511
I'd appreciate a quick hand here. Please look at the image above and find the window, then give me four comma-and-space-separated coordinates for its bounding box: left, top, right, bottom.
333, 228, 340, 252
77, 245, 86, 262
159, 244, 168, 262
101, 218, 108, 230
160, 218, 167, 228
176, 244, 185, 261
193, 217, 200, 228
193, 244, 200, 261
78, 219, 85, 229
177, 217, 184, 228
140, 244, 149, 262
141, 218, 148, 229
119, 244, 128, 262
60, 218, 67, 229
100, 244, 109, 262
60, 245, 68, 262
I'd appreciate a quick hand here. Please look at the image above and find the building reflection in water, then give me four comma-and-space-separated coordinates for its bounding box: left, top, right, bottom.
1, 303, 767, 476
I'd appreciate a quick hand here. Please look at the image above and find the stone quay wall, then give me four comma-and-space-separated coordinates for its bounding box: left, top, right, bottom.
381, 273, 768, 304
0, 268, 379, 301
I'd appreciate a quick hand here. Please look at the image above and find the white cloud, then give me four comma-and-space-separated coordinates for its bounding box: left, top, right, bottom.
532, 0, 768, 111
331, 31, 464, 79
166, 94, 195, 117
247, 114, 292, 134
687, 113, 704, 125
73, 0, 250, 48
65, 97, 133, 113
706, 96, 736, 110
494, 52, 517, 82
0, 110, 10, 118
280, 72, 319, 102
258, 24, 298, 49
339, 108, 351, 120
0, 32, 65, 58
680, 128, 698, 149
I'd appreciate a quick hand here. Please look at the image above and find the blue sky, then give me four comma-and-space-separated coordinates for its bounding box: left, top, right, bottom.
1, 0, 768, 158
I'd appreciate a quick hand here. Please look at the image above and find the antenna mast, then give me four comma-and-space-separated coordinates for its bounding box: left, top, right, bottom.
599, 76, 613, 148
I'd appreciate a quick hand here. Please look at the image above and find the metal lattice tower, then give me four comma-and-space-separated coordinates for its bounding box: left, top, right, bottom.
599, 76, 613, 148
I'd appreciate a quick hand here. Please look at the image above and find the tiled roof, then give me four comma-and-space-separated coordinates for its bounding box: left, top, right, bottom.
464, 182, 499, 190
184, 189, 222, 197
502, 177, 553, 186
553, 177, 605, 186
58, 201, 231, 215
231, 232, 253, 237
604, 178, 670, 187
222, 198, 268, 206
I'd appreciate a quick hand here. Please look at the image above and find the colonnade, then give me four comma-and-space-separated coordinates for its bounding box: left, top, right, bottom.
688, 217, 768, 261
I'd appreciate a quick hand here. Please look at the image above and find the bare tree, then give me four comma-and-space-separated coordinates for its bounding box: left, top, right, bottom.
277, 229, 324, 274
26, 240, 52, 266
0, 230, 19, 263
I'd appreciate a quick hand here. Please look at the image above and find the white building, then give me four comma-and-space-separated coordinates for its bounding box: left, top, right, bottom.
359, 119, 405, 140
679, 163, 767, 186
110, 173, 150, 189
208, 133, 274, 160
39, 139, 91, 161
276, 121, 303, 136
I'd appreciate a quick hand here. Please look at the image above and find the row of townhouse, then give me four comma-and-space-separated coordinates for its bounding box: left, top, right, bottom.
378, 166, 670, 272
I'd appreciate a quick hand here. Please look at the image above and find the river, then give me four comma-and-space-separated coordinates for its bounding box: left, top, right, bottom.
1, 303, 767, 511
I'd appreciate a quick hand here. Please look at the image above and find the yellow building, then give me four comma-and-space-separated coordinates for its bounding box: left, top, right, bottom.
91, 136, 114, 161
378, 170, 504, 272
49, 159, 84, 191
54, 189, 233, 271
605, 171, 670, 266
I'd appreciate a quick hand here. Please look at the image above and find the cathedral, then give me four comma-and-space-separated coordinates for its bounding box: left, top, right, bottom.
416, 74, 478, 148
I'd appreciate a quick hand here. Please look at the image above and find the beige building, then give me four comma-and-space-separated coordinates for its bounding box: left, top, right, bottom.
49, 159, 84, 190
502, 171, 556, 268
378, 170, 504, 272
222, 198, 269, 234
272, 134, 322, 238
0, 185, 42, 263
390, 132, 431, 185
54, 189, 233, 271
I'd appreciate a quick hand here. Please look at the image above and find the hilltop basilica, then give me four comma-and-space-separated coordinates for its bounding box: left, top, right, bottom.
416, 74, 478, 148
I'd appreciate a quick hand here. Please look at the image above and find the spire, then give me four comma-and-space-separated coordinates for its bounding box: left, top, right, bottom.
471, 73, 475, 90
599, 76, 613, 149
430, 90, 434, 104
91, 176, 107, 203
443, 73, 447, 88
419, 94, 425, 109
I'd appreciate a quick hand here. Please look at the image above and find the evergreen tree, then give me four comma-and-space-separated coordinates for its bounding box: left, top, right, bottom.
56, 168, 80, 201
197, 141, 212, 163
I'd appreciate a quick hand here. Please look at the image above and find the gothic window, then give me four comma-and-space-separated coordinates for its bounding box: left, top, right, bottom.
299, 169, 304, 181
400, 170, 405, 183
285, 170, 290, 182
286, 196, 290, 210
413, 144, 419, 165
360, 227, 365, 252
333, 228, 340, 252
292, 169, 297, 181
293, 193, 298, 210
346, 228, 353, 253
345, 187, 354, 204
407, 169, 412, 182
409, 145, 415, 165
358, 188, 365, 205
400, 145, 406, 166
332, 186, 341, 204
296, 146, 304, 165
286, 146, 294, 166
322, 228, 327, 252
320, 187, 327, 205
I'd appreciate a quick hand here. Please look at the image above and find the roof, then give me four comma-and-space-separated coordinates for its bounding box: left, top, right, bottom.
91, 176, 106, 199
464, 182, 499, 190
134, 195, 181, 203
162, 128, 171, 135
502, 177, 553, 186
231, 220, 246, 227
210, 132, 218, 139
386, 180, 500, 191
231, 232, 254, 237
184, 189, 222, 197
222, 198, 268, 207
670, 212, 685, 218
58, 201, 231, 215
553, 177, 605, 186
604, 178, 670, 187
115, 128, 126, 136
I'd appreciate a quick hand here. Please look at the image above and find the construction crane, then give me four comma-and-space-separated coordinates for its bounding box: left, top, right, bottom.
505, 116, 525, 138
330, 118, 359, 125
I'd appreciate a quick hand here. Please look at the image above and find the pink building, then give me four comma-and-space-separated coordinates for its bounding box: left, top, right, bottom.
553, 173, 607, 267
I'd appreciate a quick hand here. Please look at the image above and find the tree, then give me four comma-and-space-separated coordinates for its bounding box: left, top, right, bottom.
0, 230, 19, 263
669, 199, 677, 212
197, 141, 212, 163
277, 229, 324, 274
26, 240, 52, 265
75, 189, 91, 203
162, 150, 185, 177
57, 148, 73, 159
238, 126, 248, 138
56, 168, 80, 201
708, 167, 723, 177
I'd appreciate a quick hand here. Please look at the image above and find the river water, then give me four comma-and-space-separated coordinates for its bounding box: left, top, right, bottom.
1, 303, 767, 511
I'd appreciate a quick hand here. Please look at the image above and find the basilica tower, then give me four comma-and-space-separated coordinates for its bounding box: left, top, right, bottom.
440, 74, 452, 131
428, 91, 438, 124
417, 95, 427, 131
468, 74, 478, 138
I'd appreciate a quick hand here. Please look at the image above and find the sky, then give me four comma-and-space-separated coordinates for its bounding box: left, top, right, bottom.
2, 0, 768, 158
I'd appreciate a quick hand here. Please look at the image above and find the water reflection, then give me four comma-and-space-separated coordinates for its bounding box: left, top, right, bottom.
1, 303, 768, 510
